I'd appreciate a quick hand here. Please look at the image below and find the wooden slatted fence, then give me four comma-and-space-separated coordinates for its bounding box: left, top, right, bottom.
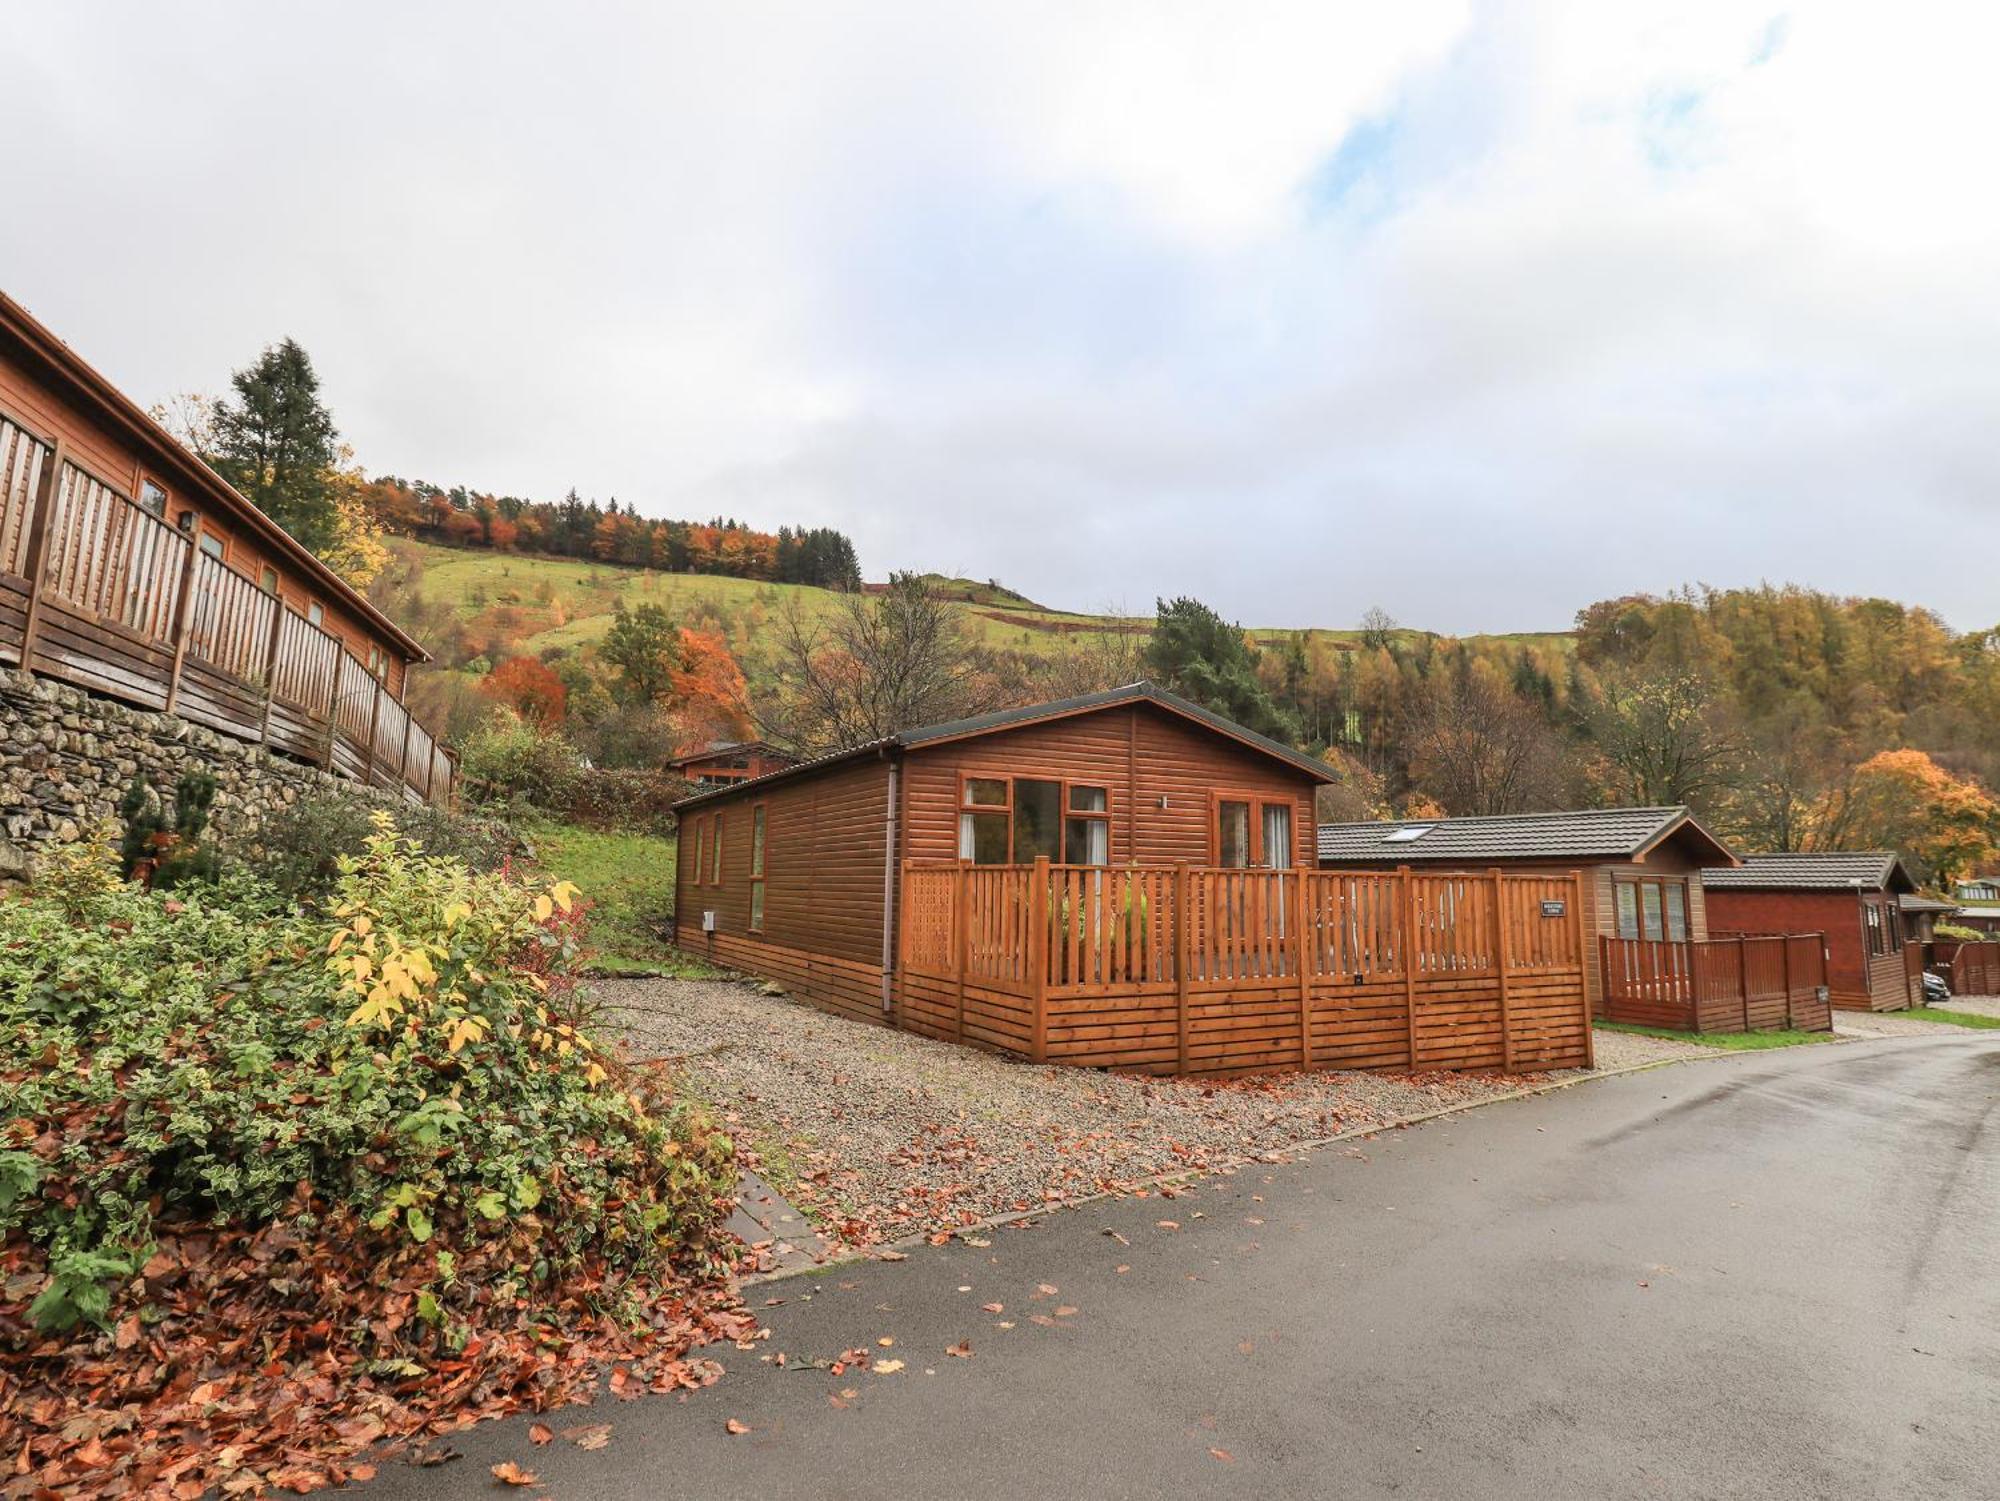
0, 419, 453, 806
1913, 940, 2000, 997
898, 861, 1590, 1078
1600, 933, 1831, 1033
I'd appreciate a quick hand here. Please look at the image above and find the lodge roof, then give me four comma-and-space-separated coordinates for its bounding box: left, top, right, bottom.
1315, 806, 1736, 867
669, 681, 1339, 810
1701, 851, 1916, 894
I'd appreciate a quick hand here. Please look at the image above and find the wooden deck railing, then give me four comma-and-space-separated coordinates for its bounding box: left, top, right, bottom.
897, 860, 1591, 1078
1600, 934, 1831, 1033
0, 412, 453, 806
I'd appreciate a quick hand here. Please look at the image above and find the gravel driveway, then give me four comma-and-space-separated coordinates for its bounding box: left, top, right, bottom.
1832, 1007, 1968, 1038
601, 978, 1704, 1249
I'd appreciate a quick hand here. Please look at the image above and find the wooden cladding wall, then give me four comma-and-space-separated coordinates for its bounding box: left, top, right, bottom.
899, 703, 1316, 869
674, 754, 893, 981
897, 861, 1590, 1078
1600, 934, 1832, 1034
1703, 887, 1909, 1010
0, 419, 454, 807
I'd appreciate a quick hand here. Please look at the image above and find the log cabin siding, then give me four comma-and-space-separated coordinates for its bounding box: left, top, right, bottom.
899, 702, 1314, 868
674, 752, 893, 1022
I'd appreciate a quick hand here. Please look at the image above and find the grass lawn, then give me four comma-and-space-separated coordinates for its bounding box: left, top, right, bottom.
1884, 1005, 2000, 1029
1597, 1021, 1841, 1051
525, 820, 720, 977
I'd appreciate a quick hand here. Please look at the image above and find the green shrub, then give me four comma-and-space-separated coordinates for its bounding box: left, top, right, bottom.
232, 792, 517, 906
0, 817, 734, 1336
1933, 922, 1988, 943
116, 770, 221, 887
457, 718, 583, 811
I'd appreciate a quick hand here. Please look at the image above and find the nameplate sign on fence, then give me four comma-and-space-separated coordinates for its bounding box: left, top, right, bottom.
1540, 900, 1566, 918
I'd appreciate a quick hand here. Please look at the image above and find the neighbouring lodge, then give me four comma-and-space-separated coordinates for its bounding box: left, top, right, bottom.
0, 290, 453, 803
672, 682, 1599, 1078
665, 739, 799, 787
1702, 852, 1918, 1012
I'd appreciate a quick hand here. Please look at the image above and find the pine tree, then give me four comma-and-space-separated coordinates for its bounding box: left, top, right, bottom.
207, 339, 341, 553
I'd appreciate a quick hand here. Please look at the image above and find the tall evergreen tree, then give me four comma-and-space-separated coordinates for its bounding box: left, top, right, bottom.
207, 339, 341, 552
1143, 597, 1298, 743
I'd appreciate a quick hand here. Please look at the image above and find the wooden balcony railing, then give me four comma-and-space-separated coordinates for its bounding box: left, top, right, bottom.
897, 860, 1591, 1077
1600, 934, 1831, 1033
0, 410, 454, 807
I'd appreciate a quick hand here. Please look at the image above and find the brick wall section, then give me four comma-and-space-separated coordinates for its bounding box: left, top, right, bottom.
0, 664, 401, 878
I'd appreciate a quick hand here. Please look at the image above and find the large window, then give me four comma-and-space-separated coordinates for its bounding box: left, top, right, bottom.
1614, 877, 1689, 942
749, 805, 767, 930
691, 817, 708, 886
957, 774, 1110, 865
1213, 795, 1294, 869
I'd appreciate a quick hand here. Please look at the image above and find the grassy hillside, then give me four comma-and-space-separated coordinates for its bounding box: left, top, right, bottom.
408, 541, 1574, 669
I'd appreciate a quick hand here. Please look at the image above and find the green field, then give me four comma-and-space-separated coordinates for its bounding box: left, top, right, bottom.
408, 541, 1575, 668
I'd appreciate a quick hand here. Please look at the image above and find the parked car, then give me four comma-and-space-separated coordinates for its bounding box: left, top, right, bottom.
1922, 970, 1952, 1006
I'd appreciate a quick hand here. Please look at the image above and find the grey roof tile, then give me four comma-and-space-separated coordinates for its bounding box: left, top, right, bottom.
1315, 807, 1717, 864
1701, 851, 1913, 892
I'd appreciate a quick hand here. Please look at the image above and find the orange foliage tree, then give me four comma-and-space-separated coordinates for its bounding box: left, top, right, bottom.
480, 656, 568, 726
666, 627, 752, 751
1827, 749, 1999, 888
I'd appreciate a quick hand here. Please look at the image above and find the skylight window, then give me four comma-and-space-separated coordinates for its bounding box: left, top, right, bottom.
1384, 826, 1435, 843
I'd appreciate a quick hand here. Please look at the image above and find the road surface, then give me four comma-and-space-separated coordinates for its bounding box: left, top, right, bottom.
369, 1035, 2000, 1499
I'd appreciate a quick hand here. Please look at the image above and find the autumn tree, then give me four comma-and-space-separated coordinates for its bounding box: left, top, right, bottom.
480, 656, 568, 726
1581, 667, 1740, 809
1831, 749, 1999, 888
1400, 665, 1571, 816
764, 572, 997, 754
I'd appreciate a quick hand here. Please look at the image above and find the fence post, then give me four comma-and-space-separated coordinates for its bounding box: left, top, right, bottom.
953, 860, 970, 1044
1029, 856, 1050, 1064
256, 604, 287, 748
1781, 933, 1794, 1030
1491, 869, 1514, 1073
1737, 933, 1751, 1031
1399, 865, 1420, 1070
160, 530, 201, 715
320, 654, 341, 769
361, 679, 383, 784
16, 439, 64, 671
1174, 861, 1191, 1077
1295, 865, 1312, 1070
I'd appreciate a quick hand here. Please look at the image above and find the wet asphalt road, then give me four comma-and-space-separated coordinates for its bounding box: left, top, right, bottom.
368, 1036, 2000, 1500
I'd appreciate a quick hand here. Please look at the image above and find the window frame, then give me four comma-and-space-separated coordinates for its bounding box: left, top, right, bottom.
137, 475, 169, 518
709, 811, 724, 885
1210, 790, 1297, 869
259, 564, 280, 594
305, 599, 325, 628
749, 802, 767, 931
956, 771, 1113, 866
1613, 875, 1692, 943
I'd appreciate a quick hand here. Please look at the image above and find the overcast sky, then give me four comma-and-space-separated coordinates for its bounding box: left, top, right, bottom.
5, 2, 1996, 634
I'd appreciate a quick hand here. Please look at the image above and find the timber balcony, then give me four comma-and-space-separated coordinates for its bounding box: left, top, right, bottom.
1601, 934, 1833, 1034
0, 418, 454, 806
897, 860, 1593, 1078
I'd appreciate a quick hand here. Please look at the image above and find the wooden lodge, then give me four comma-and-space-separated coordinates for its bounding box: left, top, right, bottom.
665, 740, 798, 787
1703, 853, 1917, 1012
0, 290, 453, 804
672, 683, 1596, 1078
1318, 808, 1832, 1034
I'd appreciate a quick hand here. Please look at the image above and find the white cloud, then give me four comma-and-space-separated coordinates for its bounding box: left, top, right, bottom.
3, 1, 1998, 632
